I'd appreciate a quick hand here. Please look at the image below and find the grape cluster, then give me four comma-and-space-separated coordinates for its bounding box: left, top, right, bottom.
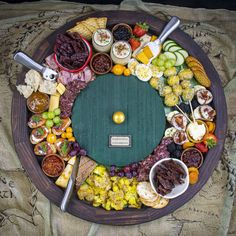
109, 162, 139, 179
152, 53, 176, 71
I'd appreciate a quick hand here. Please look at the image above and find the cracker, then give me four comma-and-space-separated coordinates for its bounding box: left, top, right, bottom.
193, 70, 211, 88
152, 197, 169, 209
97, 17, 107, 28
137, 182, 158, 202
84, 17, 99, 29
82, 21, 97, 34
68, 23, 92, 40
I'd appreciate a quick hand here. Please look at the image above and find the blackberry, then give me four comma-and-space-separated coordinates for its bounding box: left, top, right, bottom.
179, 103, 191, 114
173, 150, 182, 158
167, 142, 176, 153
191, 98, 200, 109
176, 145, 183, 151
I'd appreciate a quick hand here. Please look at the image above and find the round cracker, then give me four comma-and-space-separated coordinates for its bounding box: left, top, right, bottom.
187, 61, 204, 70
152, 197, 169, 209
137, 182, 158, 201
186, 56, 202, 65
193, 70, 211, 88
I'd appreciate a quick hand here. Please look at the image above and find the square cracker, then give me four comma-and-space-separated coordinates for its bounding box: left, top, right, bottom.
96, 17, 107, 28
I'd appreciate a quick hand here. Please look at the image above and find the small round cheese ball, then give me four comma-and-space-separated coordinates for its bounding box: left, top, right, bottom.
162, 86, 172, 96
178, 69, 194, 80
149, 77, 160, 90
164, 93, 179, 107
164, 67, 177, 77
173, 84, 183, 96
181, 80, 191, 89
167, 75, 180, 86
182, 87, 194, 101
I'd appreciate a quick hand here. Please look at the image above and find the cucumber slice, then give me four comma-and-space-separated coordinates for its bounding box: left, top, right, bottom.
163, 51, 176, 60
164, 42, 177, 51
178, 49, 189, 59
174, 51, 185, 66
163, 40, 175, 49
168, 45, 182, 52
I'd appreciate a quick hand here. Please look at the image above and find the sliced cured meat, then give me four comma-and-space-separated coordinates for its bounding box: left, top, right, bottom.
196, 89, 213, 105
45, 54, 58, 71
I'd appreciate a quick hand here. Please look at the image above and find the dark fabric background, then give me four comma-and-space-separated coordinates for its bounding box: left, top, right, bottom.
3, 0, 236, 10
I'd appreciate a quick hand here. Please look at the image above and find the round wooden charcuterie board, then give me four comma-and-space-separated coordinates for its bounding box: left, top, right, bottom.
11, 10, 227, 225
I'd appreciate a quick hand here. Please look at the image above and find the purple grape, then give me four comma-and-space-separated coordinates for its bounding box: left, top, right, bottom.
123, 166, 131, 173
130, 162, 139, 170
79, 148, 87, 156
73, 142, 81, 152
117, 171, 125, 177
69, 149, 78, 157
125, 172, 132, 179
110, 165, 116, 172
132, 171, 137, 177
110, 171, 116, 177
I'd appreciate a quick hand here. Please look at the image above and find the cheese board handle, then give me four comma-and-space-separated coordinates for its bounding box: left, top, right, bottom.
155, 16, 180, 44
13, 52, 44, 73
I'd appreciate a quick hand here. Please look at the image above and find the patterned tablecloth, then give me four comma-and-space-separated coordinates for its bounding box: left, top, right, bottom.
0, 0, 236, 235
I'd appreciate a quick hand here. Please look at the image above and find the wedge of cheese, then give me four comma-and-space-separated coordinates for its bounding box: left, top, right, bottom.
55, 156, 76, 188
25, 69, 43, 92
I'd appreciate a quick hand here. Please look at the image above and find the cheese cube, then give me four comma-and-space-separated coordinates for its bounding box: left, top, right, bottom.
136, 51, 149, 64
56, 83, 66, 95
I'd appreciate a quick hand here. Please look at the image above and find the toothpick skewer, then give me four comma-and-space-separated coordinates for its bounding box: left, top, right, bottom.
175, 104, 193, 123
188, 100, 196, 123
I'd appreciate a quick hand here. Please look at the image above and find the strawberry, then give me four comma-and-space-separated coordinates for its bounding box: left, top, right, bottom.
203, 133, 217, 149
195, 143, 208, 153
129, 37, 141, 51
133, 22, 149, 37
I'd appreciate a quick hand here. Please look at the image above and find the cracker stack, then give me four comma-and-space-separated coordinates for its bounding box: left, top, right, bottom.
68, 17, 107, 40
186, 56, 211, 88
137, 182, 169, 209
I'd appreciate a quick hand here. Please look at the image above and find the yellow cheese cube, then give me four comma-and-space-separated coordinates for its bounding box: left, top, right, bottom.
56, 83, 66, 95
143, 46, 153, 59
136, 51, 149, 64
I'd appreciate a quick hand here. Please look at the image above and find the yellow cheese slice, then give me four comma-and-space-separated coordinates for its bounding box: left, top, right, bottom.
49, 92, 60, 112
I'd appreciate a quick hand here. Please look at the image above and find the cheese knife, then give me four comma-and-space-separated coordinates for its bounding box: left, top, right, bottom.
137, 16, 180, 63
14, 52, 58, 81
60, 155, 80, 212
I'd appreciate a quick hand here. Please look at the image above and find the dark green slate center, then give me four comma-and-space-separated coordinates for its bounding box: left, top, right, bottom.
72, 73, 166, 166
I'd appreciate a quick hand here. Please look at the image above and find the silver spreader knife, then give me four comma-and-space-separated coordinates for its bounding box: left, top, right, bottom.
136, 16, 180, 63
13, 52, 58, 81
60, 155, 80, 212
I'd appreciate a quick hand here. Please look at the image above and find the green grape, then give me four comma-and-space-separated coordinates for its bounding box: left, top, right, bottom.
48, 111, 55, 119
46, 119, 54, 128
54, 108, 61, 116
169, 59, 176, 67
42, 112, 48, 119
157, 58, 165, 66
151, 57, 159, 66
164, 60, 172, 69
159, 54, 167, 61
159, 66, 166, 72
53, 116, 61, 124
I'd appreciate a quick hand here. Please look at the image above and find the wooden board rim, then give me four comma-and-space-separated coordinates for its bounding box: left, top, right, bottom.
11, 10, 227, 225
